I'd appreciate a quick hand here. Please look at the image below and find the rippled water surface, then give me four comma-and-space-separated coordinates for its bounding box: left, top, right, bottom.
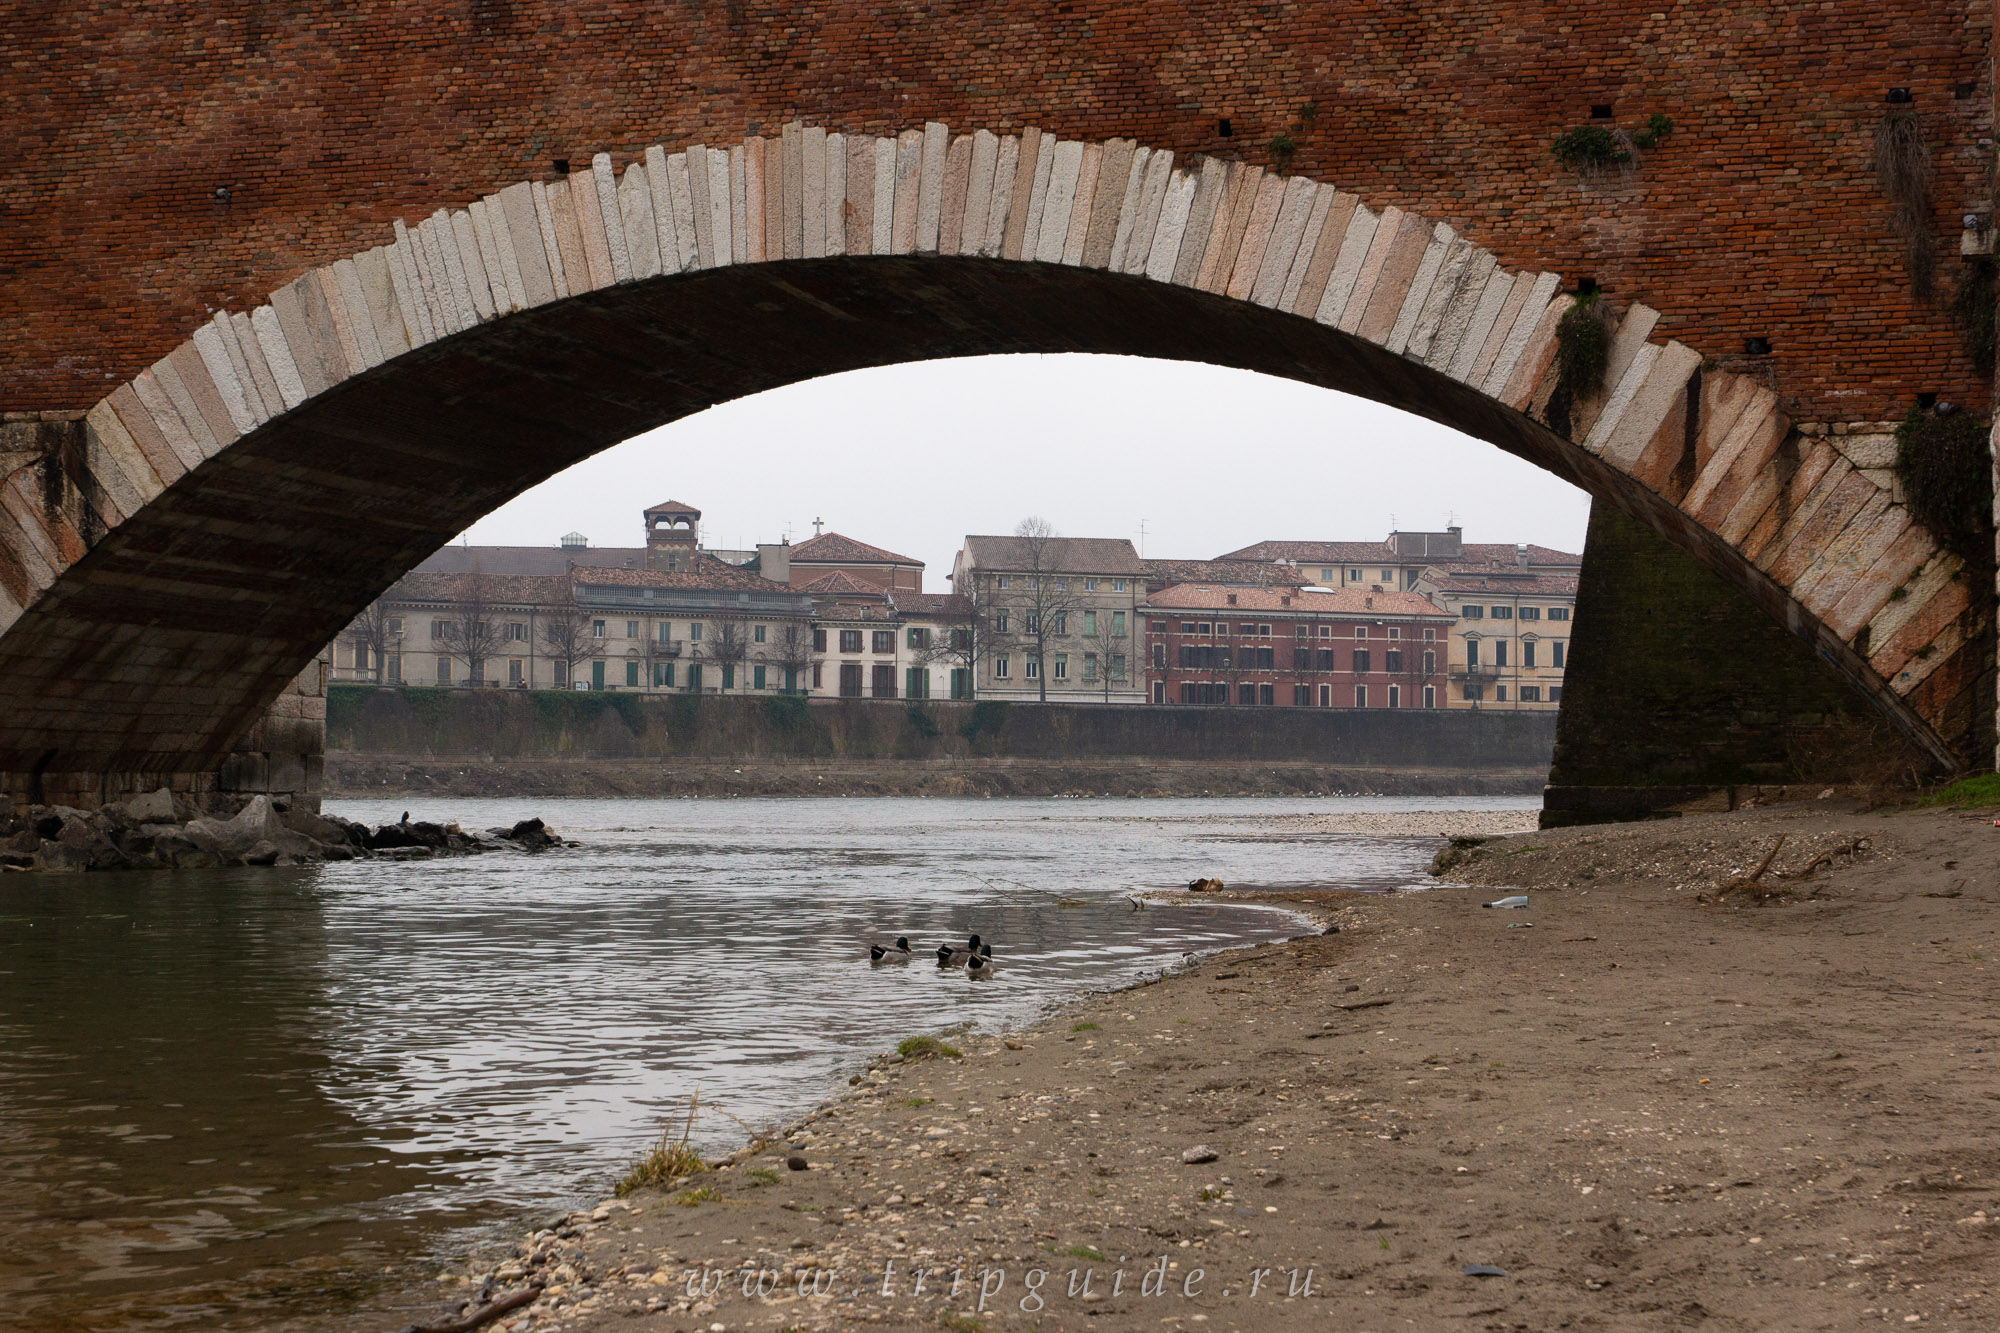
0, 794, 1531, 1330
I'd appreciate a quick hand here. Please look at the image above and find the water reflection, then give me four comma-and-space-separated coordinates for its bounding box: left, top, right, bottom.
0, 794, 1529, 1330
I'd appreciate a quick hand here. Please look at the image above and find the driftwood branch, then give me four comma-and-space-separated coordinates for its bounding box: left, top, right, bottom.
391, 1283, 542, 1333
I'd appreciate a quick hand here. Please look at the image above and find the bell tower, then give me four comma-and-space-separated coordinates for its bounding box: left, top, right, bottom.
643, 500, 701, 571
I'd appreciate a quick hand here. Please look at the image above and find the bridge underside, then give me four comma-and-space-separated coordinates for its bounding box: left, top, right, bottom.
0, 255, 1979, 812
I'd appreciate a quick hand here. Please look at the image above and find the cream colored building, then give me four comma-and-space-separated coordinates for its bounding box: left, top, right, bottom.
1414, 566, 1579, 710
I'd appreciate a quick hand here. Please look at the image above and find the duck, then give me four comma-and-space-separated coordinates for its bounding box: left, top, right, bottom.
869, 936, 912, 963
965, 943, 995, 979
936, 932, 983, 967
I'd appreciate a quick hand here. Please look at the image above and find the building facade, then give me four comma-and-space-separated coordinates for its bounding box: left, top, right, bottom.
950, 535, 1147, 704
1142, 584, 1454, 708
1414, 566, 1580, 710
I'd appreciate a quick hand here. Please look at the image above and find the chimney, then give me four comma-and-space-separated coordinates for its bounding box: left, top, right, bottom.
1516, 542, 1528, 566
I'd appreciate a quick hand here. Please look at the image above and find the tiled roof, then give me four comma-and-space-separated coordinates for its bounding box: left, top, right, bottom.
388, 571, 569, 604
791, 531, 922, 566
1211, 539, 1393, 563
1457, 542, 1583, 567
798, 570, 890, 597
1420, 570, 1581, 596
643, 499, 702, 514
1145, 583, 1454, 618
815, 602, 903, 623
960, 534, 1144, 575
892, 591, 971, 617
574, 555, 777, 590
1141, 558, 1310, 589
412, 545, 647, 575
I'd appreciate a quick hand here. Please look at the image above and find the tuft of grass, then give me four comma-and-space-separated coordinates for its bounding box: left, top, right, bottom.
746, 1167, 780, 1187
1917, 773, 2000, 810
615, 1093, 709, 1197
1378, 1233, 1391, 1251
940, 1312, 985, 1333
675, 1184, 722, 1207
904, 1097, 935, 1108
897, 1035, 963, 1061
1063, 1244, 1106, 1261
1071, 1022, 1101, 1032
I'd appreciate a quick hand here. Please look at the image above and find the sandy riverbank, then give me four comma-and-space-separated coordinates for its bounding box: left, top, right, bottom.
377, 801, 2000, 1333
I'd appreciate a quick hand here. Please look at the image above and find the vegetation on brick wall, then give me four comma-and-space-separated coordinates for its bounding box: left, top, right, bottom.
1555, 292, 1613, 395
1893, 405, 1993, 566
1949, 256, 1996, 370
1264, 102, 1316, 174
1550, 115, 1670, 176
1873, 112, 1936, 302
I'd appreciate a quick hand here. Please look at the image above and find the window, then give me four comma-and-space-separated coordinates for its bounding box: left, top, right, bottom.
1317, 648, 1334, 670
1152, 643, 1165, 668
1258, 683, 1273, 705
1111, 655, 1124, 680
996, 575, 1009, 588
388, 617, 403, 637
871, 664, 896, 697
1198, 622, 1211, 634
1385, 650, 1403, 673
1240, 683, 1256, 706
907, 627, 930, 650
723, 664, 737, 690
1180, 622, 1196, 634
1423, 628, 1436, 641
1467, 639, 1480, 667
1521, 685, 1542, 702
626, 660, 639, 687
905, 666, 928, 698
1353, 649, 1371, 673
1550, 686, 1563, 701
508, 622, 526, 641
1318, 624, 1332, 638
754, 623, 767, 643
655, 663, 674, 687
1380, 569, 1393, 582
1025, 657, 1040, 680
1422, 684, 1436, 709
996, 611, 1010, 634
994, 654, 1010, 678
1318, 684, 1331, 706
431, 619, 447, 641
689, 622, 702, 642
1494, 640, 1509, 668
658, 621, 673, 642
1083, 652, 1098, 681
839, 662, 863, 697
1491, 605, 1513, 619
1519, 606, 1541, 621
812, 662, 822, 688
951, 668, 971, 699
1052, 580, 1066, 592
1295, 648, 1311, 671
551, 660, 566, 688
1084, 578, 1097, 592
1495, 685, 1508, 701
871, 630, 894, 654
1388, 684, 1401, 708
753, 664, 767, 690
1112, 611, 1125, 637
1024, 613, 1040, 634
1523, 641, 1537, 669
1347, 569, 1361, 581
1112, 579, 1126, 592
1238, 623, 1254, 636
1387, 627, 1399, 639
1254, 646, 1274, 669
1552, 641, 1566, 668
1354, 625, 1367, 639
1462, 605, 1483, 619
1083, 610, 1097, 636
1180, 682, 1198, 704
1295, 623, 1310, 638
1153, 681, 1165, 703
1258, 623, 1271, 636
1051, 612, 1066, 636
839, 629, 863, 653
591, 660, 605, 689
386, 654, 402, 684
1319, 567, 1333, 581
1462, 682, 1480, 700
813, 627, 826, 651
1422, 650, 1435, 674
436, 655, 452, 684
625, 620, 639, 639
1548, 607, 1571, 621
1355, 684, 1368, 707
590, 619, 605, 638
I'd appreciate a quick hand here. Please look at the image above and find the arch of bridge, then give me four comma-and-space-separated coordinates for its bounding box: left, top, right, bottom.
0, 122, 1978, 779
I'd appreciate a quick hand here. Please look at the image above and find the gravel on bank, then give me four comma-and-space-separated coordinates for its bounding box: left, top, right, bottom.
363, 800, 2000, 1333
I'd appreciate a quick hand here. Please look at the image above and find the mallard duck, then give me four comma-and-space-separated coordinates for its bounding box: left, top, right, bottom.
936, 932, 983, 966
965, 943, 995, 978
869, 936, 912, 963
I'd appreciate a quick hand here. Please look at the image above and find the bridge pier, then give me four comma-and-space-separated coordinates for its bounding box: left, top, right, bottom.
0, 655, 326, 817
1540, 503, 1977, 827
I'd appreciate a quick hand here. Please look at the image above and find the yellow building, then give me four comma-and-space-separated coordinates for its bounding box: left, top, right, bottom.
1415, 566, 1579, 710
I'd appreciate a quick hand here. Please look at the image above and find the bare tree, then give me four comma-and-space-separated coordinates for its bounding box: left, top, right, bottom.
1000, 516, 1088, 703
1082, 609, 1126, 702
538, 572, 594, 689
706, 611, 750, 692
348, 598, 394, 684
445, 568, 501, 686
771, 620, 820, 695
915, 586, 998, 699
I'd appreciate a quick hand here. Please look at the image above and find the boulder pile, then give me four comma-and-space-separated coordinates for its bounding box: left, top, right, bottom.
0, 794, 570, 873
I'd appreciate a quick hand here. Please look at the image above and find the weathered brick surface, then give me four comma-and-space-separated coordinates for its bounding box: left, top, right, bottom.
0, 2, 1989, 418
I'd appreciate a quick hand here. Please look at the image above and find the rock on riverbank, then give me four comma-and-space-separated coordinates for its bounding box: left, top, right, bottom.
0, 792, 568, 873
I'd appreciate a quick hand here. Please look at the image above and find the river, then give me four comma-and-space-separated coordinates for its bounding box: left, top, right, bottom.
0, 794, 1531, 1331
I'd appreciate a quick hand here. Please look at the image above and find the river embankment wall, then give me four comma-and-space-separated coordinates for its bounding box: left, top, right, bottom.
324, 688, 1556, 797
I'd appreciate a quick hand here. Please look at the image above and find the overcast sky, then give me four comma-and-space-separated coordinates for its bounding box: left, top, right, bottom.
456, 354, 1592, 584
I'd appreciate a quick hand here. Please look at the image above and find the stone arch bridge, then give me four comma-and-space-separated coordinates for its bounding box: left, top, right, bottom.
0, 2, 1992, 816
